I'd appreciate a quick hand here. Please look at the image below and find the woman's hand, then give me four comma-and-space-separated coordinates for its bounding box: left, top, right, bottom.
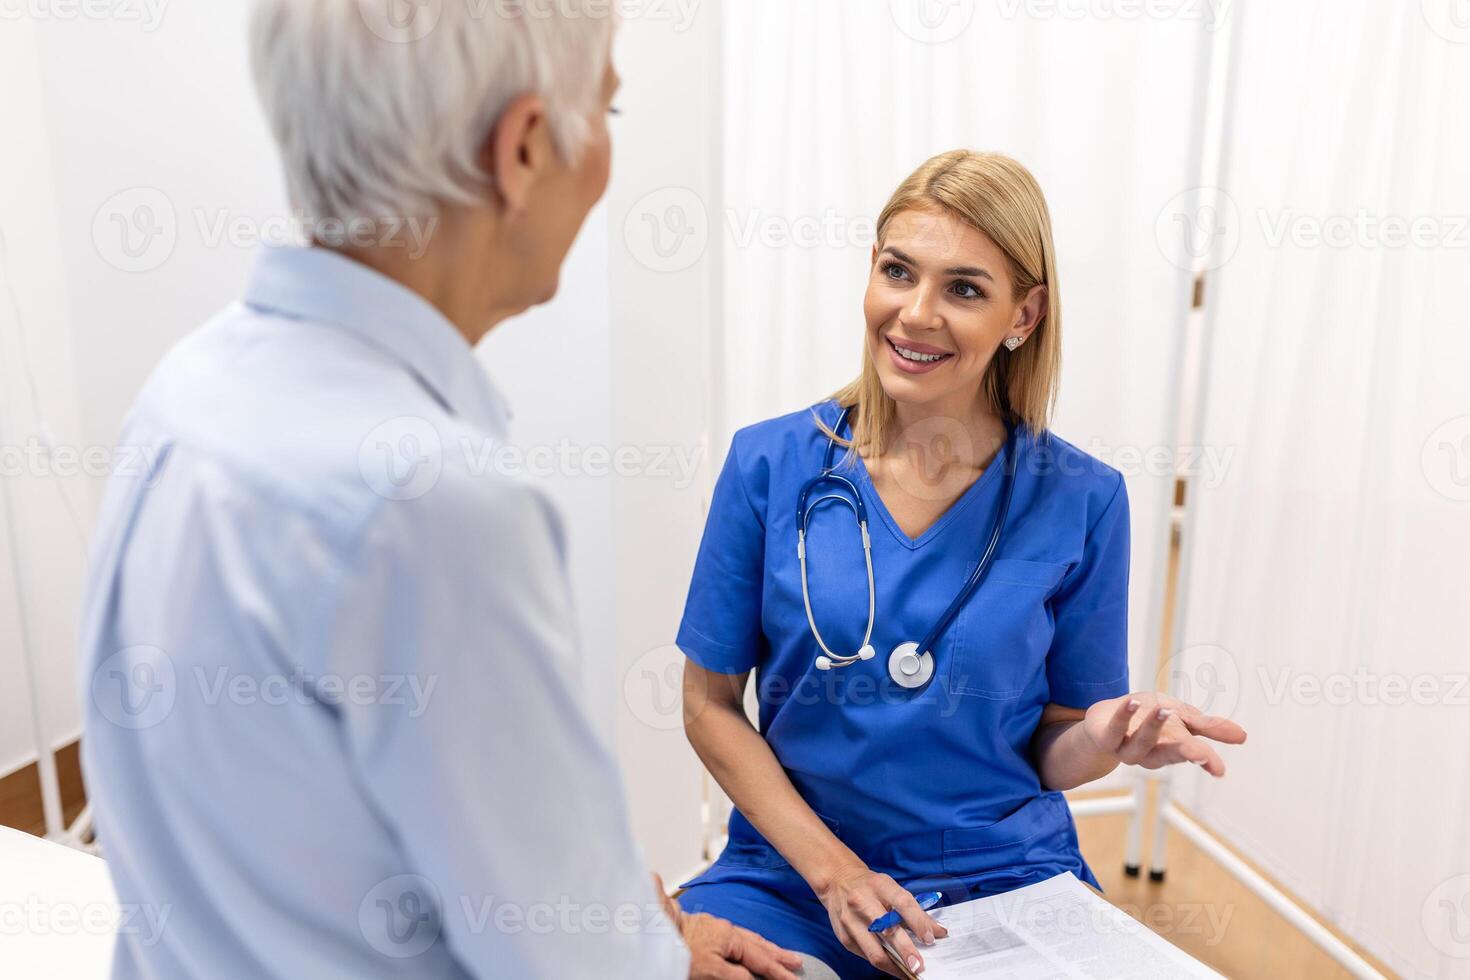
1082, 692, 1247, 777
654, 874, 804, 980
817, 865, 948, 976
680, 912, 805, 980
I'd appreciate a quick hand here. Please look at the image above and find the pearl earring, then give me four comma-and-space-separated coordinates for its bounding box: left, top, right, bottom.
1004, 337, 1024, 351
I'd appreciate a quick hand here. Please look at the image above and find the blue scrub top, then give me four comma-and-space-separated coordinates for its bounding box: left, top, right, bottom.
676, 401, 1131, 901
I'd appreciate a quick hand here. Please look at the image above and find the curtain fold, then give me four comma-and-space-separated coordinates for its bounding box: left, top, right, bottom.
1173, 3, 1470, 975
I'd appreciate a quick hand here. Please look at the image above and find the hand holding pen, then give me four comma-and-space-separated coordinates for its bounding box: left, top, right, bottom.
817, 866, 947, 977
870, 892, 943, 979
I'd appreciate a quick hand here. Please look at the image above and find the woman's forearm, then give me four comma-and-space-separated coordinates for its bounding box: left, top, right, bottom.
685, 698, 864, 896
1033, 719, 1121, 791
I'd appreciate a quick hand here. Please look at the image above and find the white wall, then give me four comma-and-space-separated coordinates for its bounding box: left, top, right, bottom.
606, 4, 724, 880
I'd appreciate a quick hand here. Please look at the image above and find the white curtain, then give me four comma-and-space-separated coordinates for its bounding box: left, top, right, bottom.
1172, 3, 1470, 976
719, 0, 1208, 796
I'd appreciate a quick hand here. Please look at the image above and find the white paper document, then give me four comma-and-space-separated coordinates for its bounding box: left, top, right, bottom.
918, 873, 1223, 979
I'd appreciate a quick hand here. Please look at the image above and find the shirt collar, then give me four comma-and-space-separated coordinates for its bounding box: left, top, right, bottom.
241, 245, 512, 438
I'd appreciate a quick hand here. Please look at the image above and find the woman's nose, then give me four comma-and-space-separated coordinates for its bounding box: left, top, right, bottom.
901, 286, 944, 330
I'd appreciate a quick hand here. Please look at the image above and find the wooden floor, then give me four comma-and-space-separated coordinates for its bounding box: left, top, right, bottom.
1073, 788, 1394, 978
0, 741, 87, 837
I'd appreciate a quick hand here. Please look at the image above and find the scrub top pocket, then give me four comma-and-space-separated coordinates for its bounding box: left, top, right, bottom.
947, 558, 1067, 699
939, 794, 1072, 877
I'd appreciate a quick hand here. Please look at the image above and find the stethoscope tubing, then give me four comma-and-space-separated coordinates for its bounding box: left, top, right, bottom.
914, 432, 1020, 657
797, 495, 876, 666
795, 404, 1021, 686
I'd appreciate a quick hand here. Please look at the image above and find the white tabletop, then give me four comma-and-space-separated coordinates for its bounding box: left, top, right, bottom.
0, 826, 117, 978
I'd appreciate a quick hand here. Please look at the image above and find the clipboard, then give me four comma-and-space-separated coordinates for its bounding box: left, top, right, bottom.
876, 931, 921, 980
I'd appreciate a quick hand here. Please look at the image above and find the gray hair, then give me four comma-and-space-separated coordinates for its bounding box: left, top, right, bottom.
248, 0, 615, 226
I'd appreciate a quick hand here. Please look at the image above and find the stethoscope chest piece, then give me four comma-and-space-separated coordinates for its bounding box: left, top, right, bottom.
887, 642, 934, 689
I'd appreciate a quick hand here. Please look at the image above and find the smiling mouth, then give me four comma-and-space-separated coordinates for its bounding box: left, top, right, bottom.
886, 337, 954, 364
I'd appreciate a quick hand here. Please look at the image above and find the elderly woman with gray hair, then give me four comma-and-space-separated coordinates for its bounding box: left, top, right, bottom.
78, 2, 804, 977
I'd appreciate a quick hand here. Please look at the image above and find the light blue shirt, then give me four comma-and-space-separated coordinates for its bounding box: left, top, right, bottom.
79, 245, 689, 979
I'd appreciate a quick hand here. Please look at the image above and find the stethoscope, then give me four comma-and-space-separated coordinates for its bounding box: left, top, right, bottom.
795, 406, 1021, 690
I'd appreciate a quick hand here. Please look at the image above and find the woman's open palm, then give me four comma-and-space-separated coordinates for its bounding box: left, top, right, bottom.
1082, 692, 1247, 777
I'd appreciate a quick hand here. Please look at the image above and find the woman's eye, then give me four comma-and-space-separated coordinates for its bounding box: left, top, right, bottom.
882, 262, 909, 281
951, 281, 985, 300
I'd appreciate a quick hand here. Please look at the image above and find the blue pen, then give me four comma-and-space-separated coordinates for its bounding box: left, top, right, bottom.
868, 891, 944, 933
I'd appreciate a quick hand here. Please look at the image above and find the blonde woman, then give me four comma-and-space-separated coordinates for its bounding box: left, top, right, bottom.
675, 151, 1247, 978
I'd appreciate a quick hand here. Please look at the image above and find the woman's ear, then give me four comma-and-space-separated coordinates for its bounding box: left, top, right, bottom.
478, 92, 549, 214
1013, 283, 1049, 340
